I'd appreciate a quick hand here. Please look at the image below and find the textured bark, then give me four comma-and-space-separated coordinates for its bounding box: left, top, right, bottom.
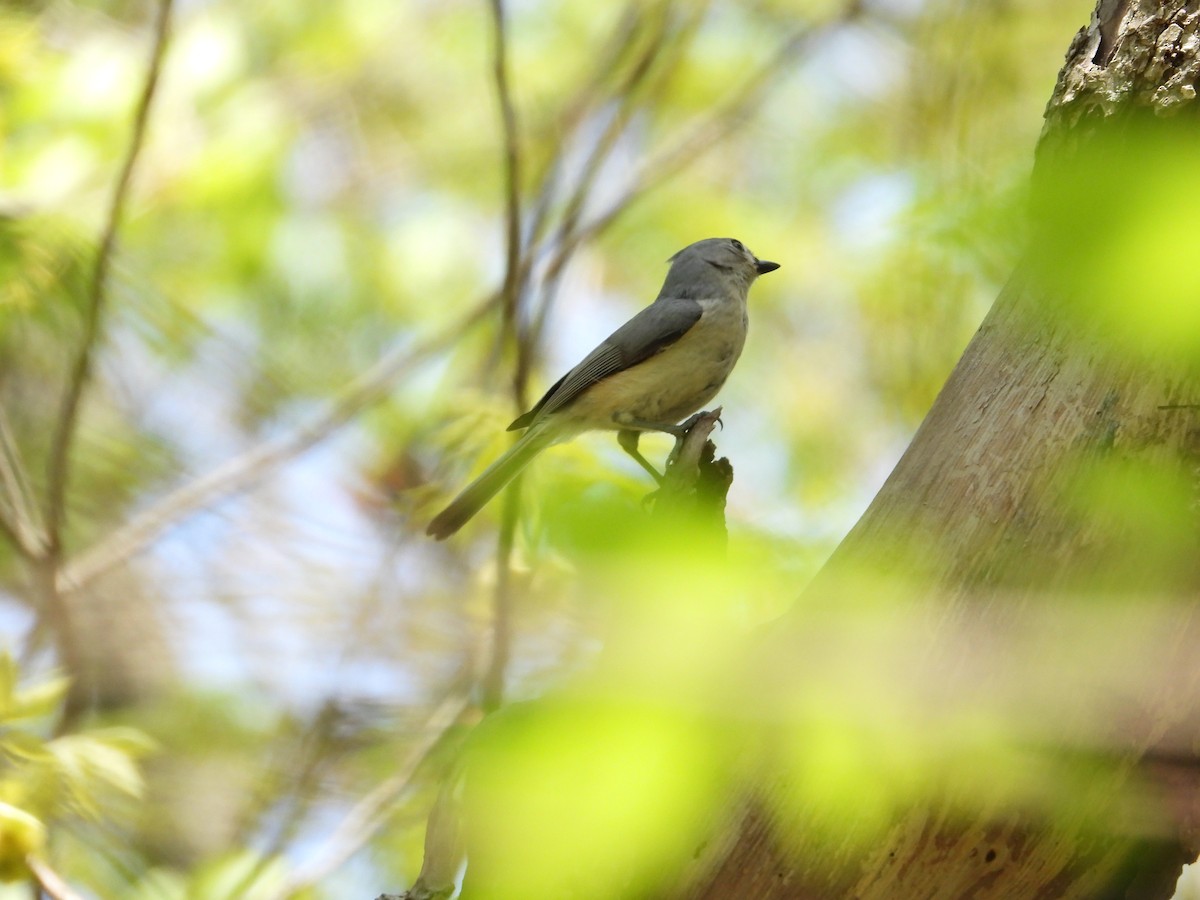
670, 3, 1200, 898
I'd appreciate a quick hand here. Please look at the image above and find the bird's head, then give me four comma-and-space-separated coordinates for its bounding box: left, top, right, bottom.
665, 237, 780, 295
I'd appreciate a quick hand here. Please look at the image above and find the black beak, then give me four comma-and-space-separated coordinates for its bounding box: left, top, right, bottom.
755, 258, 780, 275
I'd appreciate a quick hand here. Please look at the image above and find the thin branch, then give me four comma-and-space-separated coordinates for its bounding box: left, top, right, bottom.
529, 7, 857, 284
521, 1, 645, 253
544, 0, 691, 251
524, 2, 709, 352
26, 855, 87, 900
485, 0, 527, 714
36, 555, 86, 732
265, 693, 474, 900
488, 0, 526, 400
56, 293, 498, 594
43, 0, 174, 554
640, 4, 862, 190
0, 404, 43, 558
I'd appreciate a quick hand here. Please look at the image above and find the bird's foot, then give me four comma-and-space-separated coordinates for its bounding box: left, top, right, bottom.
667, 407, 722, 468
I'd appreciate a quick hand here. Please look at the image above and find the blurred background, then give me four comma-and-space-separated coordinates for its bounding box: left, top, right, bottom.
8, 0, 1189, 897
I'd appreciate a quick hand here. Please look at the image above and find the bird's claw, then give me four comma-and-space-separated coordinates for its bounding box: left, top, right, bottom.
677, 408, 723, 436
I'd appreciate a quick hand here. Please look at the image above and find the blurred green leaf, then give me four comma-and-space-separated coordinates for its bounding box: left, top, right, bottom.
464, 696, 729, 898
3, 676, 70, 725
0, 800, 45, 881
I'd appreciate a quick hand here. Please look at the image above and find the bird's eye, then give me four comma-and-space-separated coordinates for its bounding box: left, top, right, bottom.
731, 239, 744, 252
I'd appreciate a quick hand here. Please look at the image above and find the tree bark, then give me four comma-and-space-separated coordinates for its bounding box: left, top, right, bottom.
671, 3, 1200, 898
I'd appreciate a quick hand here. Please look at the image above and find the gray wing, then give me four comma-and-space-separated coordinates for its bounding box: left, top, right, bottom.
508, 297, 703, 430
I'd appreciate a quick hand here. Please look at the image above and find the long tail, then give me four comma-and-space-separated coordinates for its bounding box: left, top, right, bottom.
426, 426, 556, 540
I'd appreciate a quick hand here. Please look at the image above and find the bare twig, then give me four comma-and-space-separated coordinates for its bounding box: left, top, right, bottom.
544, 1, 695, 254
265, 693, 474, 900
524, 2, 709, 352
496, 4, 862, 373
484, 0, 528, 713
521, 1, 644, 252
43, 0, 174, 554
26, 0, 174, 732
494, 3, 681, 395
642, 5, 862, 190
488, 0, 526, 398
540, 4, 863, 269
0, 405, 43, 558
57, 293, 498, 594
26, 855, 87, 900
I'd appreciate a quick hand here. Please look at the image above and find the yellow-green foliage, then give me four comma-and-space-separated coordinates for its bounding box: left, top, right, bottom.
0, 653, 153, 880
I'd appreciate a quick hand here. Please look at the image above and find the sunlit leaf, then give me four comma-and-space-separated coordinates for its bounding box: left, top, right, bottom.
0, 800, 45, 880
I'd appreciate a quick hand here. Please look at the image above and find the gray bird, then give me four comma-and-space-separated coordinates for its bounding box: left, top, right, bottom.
426, 237, 779, 539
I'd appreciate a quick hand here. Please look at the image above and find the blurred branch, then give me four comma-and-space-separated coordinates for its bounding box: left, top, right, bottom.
546, 2, 698, 251
239, 701, 347, 863
26, 0, 174, 730
57, 294, 499, 594
0, 405, 43, 558
488, 0, 526, 399
526, 1, 709, 357
558, 2, 864, 260
26, 855, 87, 900
266, 692, 474, 900
507, 2, 704, 389
642, 5, 862, 187
485, 0, 527, 713
43, 0, 174, 554
522, 1, 644, 251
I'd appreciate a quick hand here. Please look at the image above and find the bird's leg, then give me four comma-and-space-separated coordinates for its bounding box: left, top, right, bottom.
617, 429, 664, 485
617, 409, 724, 488
618, 417, 688, 439
615, 416, 685, 495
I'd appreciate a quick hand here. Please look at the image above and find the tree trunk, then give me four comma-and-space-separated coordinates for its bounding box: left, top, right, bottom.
671, 3, 1200, 898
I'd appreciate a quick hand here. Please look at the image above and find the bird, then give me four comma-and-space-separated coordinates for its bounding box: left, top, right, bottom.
426, 237, 779, 540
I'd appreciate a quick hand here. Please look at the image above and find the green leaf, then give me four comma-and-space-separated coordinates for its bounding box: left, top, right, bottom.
44, 729, 152, 818
82, 726, 158, 759
0, 800, 46, 879
0, 729, 52, 763
8, 675, 70, 723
